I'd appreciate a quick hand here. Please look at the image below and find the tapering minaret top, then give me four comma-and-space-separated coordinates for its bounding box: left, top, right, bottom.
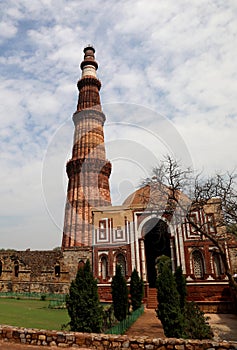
80, 45, 98, 78
76, 46, 102, 111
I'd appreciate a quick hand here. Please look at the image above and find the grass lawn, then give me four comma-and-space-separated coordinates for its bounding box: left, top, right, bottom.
0, 298, 70, 330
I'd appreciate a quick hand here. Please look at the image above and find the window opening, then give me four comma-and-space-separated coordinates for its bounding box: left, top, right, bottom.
116, 254, 126, 276
213, 253, 223, 277
55, 264, 60, 277
192, 250, 204, 278
14, 261, 19, 278
101, 256, 108, 280
78, 260, 85, 270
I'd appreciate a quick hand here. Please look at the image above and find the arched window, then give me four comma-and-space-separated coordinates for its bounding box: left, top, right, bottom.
116, 254, 126, 277
192, 250, 204, 279
0, 261, 2, 277
14, 261, 19, 278
101, 256, 108, 280
78, 260, 85, 270
213, 252, 223, 277
55, 264, 60, 277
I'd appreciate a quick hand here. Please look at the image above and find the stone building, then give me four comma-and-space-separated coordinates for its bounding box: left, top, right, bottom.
0, 46, 236, 312
92, 188, 235, 311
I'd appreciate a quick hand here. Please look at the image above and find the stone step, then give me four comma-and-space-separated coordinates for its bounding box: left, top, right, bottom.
146, 288, 158, 309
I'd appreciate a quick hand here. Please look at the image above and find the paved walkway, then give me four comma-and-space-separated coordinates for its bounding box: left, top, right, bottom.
125, 309, 237, 342
125, 308, 165, 338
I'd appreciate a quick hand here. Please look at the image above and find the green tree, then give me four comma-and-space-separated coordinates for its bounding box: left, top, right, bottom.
174, 266, 212, 339
157, 256, 212, 339
66, 259, 103, 333
174, 265, 187, 310
111, 264, 128, 321
184, 302, 213, 339
175, 264, 212, 339
130, 268, 144, 311
156, 255, 185, 338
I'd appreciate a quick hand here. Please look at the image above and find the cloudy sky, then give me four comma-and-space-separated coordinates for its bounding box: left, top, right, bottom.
0, 0, 237, 250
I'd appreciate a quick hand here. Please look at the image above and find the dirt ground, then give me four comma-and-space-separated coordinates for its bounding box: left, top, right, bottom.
125, 308, 165, 338
0, 311, 236, 349
206, 313, 237, 342
125, 309, 237, 342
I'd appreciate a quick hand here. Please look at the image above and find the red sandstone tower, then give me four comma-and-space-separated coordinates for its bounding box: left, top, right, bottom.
62, 46, 112, 249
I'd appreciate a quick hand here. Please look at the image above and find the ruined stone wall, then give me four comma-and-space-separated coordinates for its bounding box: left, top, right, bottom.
0, 325, 236, 349
0, 248, 91, 294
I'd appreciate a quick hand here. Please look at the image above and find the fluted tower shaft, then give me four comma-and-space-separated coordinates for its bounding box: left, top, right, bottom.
62, 46, 111, 249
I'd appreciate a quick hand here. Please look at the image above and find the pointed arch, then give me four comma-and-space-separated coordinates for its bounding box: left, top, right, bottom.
78, 260, 85, 270
192, 250, 205, 279
100, 255, 108, 280
116, 253, 126, 277
143, 218, 171, 287
212, 252, 223, 277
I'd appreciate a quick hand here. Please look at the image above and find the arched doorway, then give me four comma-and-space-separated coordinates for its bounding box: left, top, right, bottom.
143, 218, 171, 287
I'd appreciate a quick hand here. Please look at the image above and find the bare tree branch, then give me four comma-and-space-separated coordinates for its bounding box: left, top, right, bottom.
140, 155, 237, 295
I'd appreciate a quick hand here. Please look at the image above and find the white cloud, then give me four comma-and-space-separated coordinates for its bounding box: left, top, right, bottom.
0, 0, 236, 249
0, 20, 18, 41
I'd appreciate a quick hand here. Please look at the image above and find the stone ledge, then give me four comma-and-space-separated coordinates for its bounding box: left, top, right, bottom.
0, 325, 237, 349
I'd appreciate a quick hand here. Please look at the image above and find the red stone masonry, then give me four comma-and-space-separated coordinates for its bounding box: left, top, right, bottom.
62, 46, 111, 249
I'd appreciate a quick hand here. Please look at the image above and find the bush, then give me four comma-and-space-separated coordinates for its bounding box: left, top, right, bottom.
130, 269, 144, 311
156, 256, 185, 338
184, 302, 213, 339
66, 260, 103, 333
111, 264, 128, 321
156, 257, 212, 339
174, 266, 187, 310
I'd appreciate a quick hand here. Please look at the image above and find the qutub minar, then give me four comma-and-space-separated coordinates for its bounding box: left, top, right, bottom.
62, 45, 111, 249
0, 46, 236, 311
